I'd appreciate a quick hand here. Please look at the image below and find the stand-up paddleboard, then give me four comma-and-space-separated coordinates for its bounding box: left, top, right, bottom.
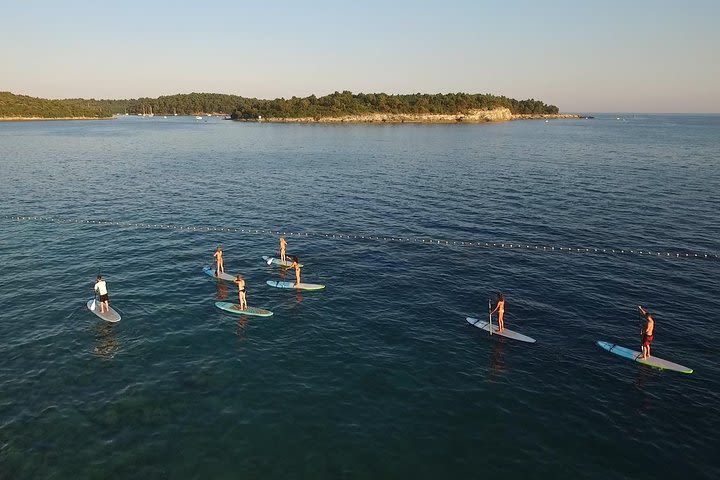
596, 341, 693, 374
466, 317, 536, 343
262, 256, 303, 268
266, 280, 325, 291
87, 299, 121, 322
215, 302, 273, 317
202, 265, 237, 282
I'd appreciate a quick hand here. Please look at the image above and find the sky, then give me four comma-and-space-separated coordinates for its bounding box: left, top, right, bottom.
1, 0, 718, 112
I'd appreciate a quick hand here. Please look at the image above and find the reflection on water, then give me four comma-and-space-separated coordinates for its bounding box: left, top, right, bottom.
92, 321, 119, 358
489, 338, 506, 378
235, 317, 249, 344
215, 282, 229, 300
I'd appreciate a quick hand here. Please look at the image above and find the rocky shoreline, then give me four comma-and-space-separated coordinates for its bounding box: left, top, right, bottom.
0, 109, 584, 123
257, 108, 582, 124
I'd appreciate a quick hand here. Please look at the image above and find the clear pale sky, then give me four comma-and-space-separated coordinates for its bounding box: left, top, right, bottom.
1, 0, 718, 112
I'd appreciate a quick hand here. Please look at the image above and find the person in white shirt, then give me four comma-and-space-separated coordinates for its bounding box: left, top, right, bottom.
94, 275, 110, 313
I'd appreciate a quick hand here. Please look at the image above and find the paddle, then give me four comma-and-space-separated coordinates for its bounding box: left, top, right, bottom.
91, 268, 100, 311
637, 305, 647, 357
267, 256, 273, 265
488, 298, 492, 336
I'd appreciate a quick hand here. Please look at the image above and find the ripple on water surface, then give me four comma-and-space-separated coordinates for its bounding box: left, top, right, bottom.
0, 116, 719, 479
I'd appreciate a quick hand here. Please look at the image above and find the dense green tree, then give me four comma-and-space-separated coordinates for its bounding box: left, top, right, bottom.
0, 92, 112, 118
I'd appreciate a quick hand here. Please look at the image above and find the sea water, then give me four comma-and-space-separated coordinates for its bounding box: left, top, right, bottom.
0, 115, 719, 479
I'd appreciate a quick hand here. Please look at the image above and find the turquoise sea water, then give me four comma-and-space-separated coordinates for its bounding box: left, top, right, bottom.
1, 115, 719, 479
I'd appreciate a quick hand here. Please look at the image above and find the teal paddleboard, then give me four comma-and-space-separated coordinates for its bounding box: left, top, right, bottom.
266, 280, 325, 291
215, 302, 273, 317
597, 341, 693, 374
203, 265, 238, 282
262, 255, 303, 267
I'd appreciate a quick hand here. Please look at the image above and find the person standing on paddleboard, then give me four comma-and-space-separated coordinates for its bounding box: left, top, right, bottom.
638, 305, 655, 359
279, 237, 287, 263
213, 246, 225, 276
290, 256, 301, 287
490, 293, 506, 333
234, 275, 247, 310
94, 275, 110, 314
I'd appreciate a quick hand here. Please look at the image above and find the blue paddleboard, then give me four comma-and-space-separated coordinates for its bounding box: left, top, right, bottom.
266, 280, 325, 291
597, 341, 693, 374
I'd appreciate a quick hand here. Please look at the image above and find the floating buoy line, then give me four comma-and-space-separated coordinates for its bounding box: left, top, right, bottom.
4, 215, 718, 261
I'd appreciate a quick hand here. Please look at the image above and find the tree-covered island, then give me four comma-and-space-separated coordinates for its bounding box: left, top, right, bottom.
1, 91, 578, 123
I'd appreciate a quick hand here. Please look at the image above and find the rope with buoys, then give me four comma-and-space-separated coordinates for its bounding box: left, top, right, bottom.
4, 215, 718, 261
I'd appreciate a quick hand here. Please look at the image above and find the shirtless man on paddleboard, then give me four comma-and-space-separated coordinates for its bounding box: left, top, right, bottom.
638, 305, 655, 359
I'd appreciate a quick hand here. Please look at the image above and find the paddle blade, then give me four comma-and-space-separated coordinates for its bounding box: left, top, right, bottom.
90, 299, 96, 311
267, 258, 273, 265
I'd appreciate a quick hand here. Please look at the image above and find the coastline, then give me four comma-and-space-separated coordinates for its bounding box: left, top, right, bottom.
246, 108, 581, 124
0, 110, 583, 124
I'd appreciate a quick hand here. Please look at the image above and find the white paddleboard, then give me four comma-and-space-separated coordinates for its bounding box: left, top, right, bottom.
87, 299, 121, 322
215, 302, 273, 317
202, 265, 238, 282
466, 317, 536, 343
597, 341, 693, 374
262, 256, 303, 268
266, 280, 325, 291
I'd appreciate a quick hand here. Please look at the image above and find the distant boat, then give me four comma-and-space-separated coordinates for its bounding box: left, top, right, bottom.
195, 116, 202, 120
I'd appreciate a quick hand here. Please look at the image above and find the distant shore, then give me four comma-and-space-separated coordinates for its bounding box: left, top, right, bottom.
0, 109, 584, 124
246, 108, 582, 124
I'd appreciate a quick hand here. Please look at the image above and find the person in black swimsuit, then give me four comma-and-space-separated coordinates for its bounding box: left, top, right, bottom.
234, 275, 247, 310
290, 256, 301, 287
